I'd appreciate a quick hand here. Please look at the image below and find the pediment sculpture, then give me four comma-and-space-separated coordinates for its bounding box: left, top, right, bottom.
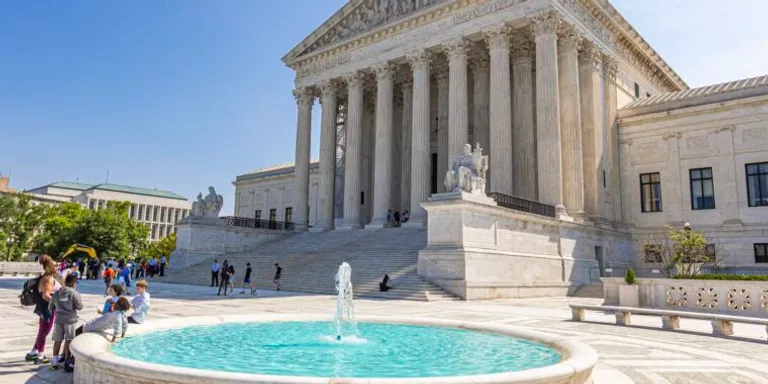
305, 0, 449, 55
444, 143, 489, 195
192, 186, 224, 218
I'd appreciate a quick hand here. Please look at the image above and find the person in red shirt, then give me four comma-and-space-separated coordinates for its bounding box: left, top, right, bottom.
103, 266, 115, 296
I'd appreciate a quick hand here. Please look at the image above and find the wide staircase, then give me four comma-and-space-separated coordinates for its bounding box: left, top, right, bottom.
164, 227, 458, 301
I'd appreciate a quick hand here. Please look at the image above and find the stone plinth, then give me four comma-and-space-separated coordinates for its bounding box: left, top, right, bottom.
170, 217, 288, 271
418, 192, 630, 300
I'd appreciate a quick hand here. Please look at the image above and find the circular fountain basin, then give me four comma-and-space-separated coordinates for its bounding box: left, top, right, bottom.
70, 314, 597, 384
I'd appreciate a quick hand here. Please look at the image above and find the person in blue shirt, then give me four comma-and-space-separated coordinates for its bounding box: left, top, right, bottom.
118, 265, 132, 295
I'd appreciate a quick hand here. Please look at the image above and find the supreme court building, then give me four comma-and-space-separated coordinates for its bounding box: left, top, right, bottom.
235, 0, 768, 268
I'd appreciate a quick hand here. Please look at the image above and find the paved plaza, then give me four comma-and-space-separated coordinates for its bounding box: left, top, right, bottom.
1, 277, 767, 384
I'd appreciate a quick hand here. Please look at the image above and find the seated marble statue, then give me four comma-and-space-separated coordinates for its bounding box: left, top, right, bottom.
444, 143, 489, 195
191, 186, 224, 218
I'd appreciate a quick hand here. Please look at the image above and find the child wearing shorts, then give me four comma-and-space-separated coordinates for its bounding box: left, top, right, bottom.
49, 274, 83, 371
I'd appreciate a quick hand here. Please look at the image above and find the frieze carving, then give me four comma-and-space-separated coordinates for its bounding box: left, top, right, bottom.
686, 135, 709, 150
742, 127, 768, 142
304, 0, 451, 56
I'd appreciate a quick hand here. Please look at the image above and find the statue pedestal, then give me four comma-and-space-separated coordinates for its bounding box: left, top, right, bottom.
417, 191, 629, 300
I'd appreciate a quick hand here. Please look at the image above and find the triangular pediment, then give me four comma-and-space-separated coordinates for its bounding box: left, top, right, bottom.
282, 0, 451, 64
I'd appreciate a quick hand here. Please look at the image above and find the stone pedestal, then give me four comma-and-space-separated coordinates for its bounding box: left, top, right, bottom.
417, 191, 610, 300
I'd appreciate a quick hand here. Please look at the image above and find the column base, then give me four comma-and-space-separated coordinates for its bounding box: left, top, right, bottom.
365, 218, 390, 229
402, 216, 426, 228
309, 225, 333, 233
337, 221, 363, 231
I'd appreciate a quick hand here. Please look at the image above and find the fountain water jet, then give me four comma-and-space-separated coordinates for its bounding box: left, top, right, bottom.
333, 262, 355, 341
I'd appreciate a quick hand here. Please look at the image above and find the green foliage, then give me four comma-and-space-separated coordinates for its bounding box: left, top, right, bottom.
32, 202, 87, 257
674, 274, 768, 281
644, 225, 721, 277
624, 267, 636, 285
0, 193, 49, 261
141, 232, 176, 262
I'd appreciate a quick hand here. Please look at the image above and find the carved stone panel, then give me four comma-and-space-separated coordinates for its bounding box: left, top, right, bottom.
630, 137, 667, 165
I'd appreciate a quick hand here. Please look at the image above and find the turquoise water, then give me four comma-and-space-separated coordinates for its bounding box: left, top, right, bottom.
112, 322, 561, 378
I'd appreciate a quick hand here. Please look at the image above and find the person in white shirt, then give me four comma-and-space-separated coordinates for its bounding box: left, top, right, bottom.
127, 280, 151, 324
210, 260, 220, 287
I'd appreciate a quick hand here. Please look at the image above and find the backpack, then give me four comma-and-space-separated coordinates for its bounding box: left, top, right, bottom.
19, 276, 43, 307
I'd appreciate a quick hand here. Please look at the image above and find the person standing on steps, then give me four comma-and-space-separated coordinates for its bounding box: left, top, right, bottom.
217, 260, 230, 296
210, 260, 220, 287
274, 263, 283, 291
241, 263, 255, 295
393, 211, 401, 227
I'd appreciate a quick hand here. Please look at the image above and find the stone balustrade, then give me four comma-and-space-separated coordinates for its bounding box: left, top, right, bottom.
603, 277, 768, 317
0, 262, 43, 276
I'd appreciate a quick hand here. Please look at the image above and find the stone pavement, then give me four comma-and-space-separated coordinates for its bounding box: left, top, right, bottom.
1, 277, 767, 384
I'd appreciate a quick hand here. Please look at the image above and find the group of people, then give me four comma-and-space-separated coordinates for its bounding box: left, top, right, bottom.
210, 260, 283, 296
386, 209, 410, 227
56, 258, 99, 280
25, 255, 152, 372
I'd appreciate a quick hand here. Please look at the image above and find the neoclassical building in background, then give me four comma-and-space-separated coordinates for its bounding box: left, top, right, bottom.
234, 0, 768, 268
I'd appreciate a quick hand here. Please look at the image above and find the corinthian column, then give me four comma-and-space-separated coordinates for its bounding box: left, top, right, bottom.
579, 42, 605, 222
444, 38, 471, 168
406, 50, 432, 227
399, 72, 413, 212
368, 62, 396, 228
558, 28, 585, 217
292, 87, 314, 232
317, 80, 338, 231
484, 25, 513, 195
470, 48, 490, 173
603, 55, 621, 224
511, 32, 536, 200
530, 11, 565, 213
340, 72, 364, 230
434, 60, 449, 192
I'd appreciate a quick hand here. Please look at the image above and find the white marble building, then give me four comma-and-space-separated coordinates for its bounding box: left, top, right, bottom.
28, 181, 192, 241
234, 0, 768, 269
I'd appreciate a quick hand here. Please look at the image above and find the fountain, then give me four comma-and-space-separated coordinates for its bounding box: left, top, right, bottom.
333, 262, 355, 341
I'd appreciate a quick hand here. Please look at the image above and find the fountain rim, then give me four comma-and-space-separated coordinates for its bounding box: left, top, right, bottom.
70, 313, 597, 384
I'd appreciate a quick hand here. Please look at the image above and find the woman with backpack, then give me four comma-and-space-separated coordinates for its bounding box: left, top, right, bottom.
25, 255, 64, 364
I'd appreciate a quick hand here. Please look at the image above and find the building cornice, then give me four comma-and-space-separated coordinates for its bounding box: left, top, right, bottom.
617, 94, 768, 128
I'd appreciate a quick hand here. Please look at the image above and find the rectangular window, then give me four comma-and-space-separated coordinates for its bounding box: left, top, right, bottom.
706, 244, 716, 261
129, 205, 136, 218
285, 207, 292, 223
152, 207, 158, 222
644, 244, 662, 263
634, 82, 640, 98
269, 209, 276, 222
254, 210, 261, 221
138, 205, 144, 220
640, 172, 662, 212
755, 243, 768, 263
89, 200, 95, 210
746, 162, 768, 207
690, 167, 715, 210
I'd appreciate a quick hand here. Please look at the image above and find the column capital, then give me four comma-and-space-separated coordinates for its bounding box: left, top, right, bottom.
372, 62, 397, 82
343, 71, 365, 89
603, 54, 618, 80
510, 31, 534, 63
529, 10, 561, 38
557, 26, 582, 54
579, 41, 602, 70
483, 24, 511, 50
318, 80, 338, 99
407, 49, 433, 72
292, 87, 314, 106
443, 37, 472, 61
469, 47, 490, 74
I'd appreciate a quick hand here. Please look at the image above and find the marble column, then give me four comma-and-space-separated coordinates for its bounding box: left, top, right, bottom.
603, 55, 620, 223
444, 38, 471, 168
406, 50, 432, 227
579, 42, 605, 222
511, 33, 537, 200
400, 72, 413, 212
470, 49, 490, 174
435, 60, 449, 192
292, 87, 314, 231
531, 11, 565, 212
485, 25, 513, 195
317, 80, 338, 231
558, 28, 585, 217
340, 72, 364, 229
368, 62, 396, 228
618, 139, 633, 227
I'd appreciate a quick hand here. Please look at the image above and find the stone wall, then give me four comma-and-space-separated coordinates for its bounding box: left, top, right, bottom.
0, 262, 42, 276
603, 277, 768, 318
418, 192, 632, 300
170, 217, 289, 271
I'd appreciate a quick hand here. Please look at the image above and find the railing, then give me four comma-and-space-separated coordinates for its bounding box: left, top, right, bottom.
220, 216, 295, 231
488, 192, 556, 218
589, 266, 667, 280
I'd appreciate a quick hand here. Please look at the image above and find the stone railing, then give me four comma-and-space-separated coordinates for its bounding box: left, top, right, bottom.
0, 262, 43, 276
603, 277, 768, 318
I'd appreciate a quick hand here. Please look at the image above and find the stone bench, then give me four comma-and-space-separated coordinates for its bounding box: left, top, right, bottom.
570, 304, 768, 338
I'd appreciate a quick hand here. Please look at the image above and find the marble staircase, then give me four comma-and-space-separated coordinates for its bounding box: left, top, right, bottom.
164, 227, 458, 301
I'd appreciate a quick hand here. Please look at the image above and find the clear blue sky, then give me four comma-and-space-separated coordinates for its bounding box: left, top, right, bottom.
2, 1, 766, 214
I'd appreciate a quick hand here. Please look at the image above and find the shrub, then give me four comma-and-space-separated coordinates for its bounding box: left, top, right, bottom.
624, 267, 636, 285
673, 274, 768, 282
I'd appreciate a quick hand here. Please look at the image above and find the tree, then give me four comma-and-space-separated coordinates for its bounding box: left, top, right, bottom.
0, 193, 48, 261
642, 225, 725, 277
141, 232, 176, 261
32, 202, 87, 257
